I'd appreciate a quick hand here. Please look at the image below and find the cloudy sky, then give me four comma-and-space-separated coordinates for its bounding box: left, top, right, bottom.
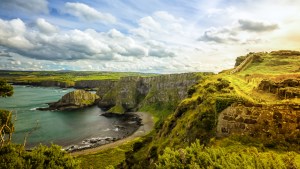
0, 0, 299, 73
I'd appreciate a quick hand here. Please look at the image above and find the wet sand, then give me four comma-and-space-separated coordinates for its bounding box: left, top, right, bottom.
71, 112, 154, 156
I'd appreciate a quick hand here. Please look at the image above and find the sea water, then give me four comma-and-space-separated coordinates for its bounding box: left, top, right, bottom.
0, 85, 136, 148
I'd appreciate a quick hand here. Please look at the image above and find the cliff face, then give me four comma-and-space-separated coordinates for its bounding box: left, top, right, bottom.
75, 80, 117, 91
41, 90, 99, 110
97, 73, 205, 114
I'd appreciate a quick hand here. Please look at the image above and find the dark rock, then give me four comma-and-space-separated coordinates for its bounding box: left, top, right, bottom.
244, 119, 257, 124
273, 111, 283, 120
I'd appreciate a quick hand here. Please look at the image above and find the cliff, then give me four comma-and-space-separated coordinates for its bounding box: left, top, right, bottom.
96, 73, 208, 114
39, 90, 99, 111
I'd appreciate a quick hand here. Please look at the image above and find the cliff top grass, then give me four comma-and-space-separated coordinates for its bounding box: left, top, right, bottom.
0, 70, 157, 83
220, 51, 300, 105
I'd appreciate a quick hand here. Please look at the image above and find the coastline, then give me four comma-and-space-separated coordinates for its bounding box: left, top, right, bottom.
71, 112, 154, 156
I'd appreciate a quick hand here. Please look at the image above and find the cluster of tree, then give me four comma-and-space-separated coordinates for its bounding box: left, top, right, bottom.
0, 80, 80, 168
156, 140, 299, 169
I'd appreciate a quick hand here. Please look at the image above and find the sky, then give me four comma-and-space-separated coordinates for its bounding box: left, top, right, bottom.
0, 0, 299, 73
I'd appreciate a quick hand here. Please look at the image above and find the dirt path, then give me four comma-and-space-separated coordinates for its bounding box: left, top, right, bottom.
71, 112, 154, 156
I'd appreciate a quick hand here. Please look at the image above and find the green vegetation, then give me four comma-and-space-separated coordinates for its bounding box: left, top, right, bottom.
0, 70, 156, 85
0, 144, 80, 169
0, 80, 13, 97
76, 133, 155, 168
156, 140, 300, 169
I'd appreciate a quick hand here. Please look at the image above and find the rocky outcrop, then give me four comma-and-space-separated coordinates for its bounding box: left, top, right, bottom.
97, 73, 206, 114
39, 90, 99, 111
258, 79, 300, 99
217, 103, 300, 144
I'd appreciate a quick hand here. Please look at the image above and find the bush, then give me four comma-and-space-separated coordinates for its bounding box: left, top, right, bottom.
215, 97, 237, 113
187, 86, 196, 98
0, 80, 13, 97
235, 56, 247, 67
216, 79, 230, 91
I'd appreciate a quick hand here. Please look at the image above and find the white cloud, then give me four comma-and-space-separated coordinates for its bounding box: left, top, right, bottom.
198, 19, 278, 44
0, 18, 34, 49
36, 18, 58, 35
64, 2, 116, 24
1, 0, 300, 73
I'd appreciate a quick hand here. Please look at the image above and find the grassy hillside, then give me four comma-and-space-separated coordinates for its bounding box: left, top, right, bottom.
119, 50, 300, 168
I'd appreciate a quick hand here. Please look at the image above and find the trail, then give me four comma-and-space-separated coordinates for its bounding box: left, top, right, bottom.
71, 112, 154, 156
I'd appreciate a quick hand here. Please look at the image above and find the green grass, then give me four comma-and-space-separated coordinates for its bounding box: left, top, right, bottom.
0, 70, 157, 84
77, 137, 142, 168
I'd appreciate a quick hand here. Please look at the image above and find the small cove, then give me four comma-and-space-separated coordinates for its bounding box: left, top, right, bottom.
0, 85, 139, 148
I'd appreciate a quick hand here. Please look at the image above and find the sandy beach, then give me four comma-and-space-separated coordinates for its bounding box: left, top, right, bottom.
71, 112, 154, 156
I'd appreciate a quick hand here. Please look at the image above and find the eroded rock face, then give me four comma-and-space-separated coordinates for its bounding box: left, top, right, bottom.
217, 103, 300, 144
39, 90, 99, 111
258, 79, 300, 99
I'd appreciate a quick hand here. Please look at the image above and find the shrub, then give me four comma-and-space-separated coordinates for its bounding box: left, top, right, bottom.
215, 97, 237, 113
235, 56, 247, 67
0, 144, 80, 169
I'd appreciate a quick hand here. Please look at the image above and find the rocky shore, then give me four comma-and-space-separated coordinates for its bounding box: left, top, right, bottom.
65, 112, 143, 153
71, 112, 154, 156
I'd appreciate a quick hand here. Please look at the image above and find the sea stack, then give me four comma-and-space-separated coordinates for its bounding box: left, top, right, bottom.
39, 90, 99, 111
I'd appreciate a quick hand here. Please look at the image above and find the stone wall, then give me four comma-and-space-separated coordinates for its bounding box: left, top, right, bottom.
258, 79, 300, 99
217, 103, 300, 143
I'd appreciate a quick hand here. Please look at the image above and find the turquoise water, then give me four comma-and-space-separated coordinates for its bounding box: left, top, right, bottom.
0, 86, 133, 148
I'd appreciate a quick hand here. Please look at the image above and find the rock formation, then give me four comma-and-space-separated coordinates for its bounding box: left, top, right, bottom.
39, 90, 99, 111
217, 103, 300, 144
97, 73, 207, 114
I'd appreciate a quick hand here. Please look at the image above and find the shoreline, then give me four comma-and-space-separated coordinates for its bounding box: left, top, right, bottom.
71, 112, 154, 156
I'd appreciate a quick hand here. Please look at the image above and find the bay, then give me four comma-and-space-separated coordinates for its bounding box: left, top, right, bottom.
0, 85, 137, 148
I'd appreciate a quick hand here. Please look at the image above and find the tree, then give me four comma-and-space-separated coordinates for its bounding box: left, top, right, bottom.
0, 109, 14, 146
0, 80, 14, 146
0, 80, 13, 97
